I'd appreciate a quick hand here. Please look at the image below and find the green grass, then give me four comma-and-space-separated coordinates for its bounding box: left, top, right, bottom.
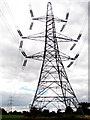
2, 115, 24, 120
1, 115, 90, 120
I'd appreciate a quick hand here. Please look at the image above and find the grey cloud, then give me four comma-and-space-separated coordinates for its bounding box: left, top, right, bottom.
0, 91, 33, 108
76, 89, 88, 102
0, 38, 42, 83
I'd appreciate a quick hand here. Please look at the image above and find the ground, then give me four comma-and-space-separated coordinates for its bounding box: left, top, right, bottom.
1, 115, 90, 120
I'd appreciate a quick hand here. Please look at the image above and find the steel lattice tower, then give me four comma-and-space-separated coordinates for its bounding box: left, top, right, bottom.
17, 2, 83, 112
30, 2, 79, 111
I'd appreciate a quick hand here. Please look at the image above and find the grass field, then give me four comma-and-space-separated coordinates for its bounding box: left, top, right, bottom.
2, 115, 24, 120
1, 115, 90, 120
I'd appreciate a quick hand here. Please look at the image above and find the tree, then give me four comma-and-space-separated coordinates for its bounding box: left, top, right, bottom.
1, 108, 8, 115
42, 109, 49, 116
65, 106, 73, 114
77, 102, 90, 115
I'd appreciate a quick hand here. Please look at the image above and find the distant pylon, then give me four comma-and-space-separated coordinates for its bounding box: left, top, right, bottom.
7, 96, 13, 112
30, 2, 79, 111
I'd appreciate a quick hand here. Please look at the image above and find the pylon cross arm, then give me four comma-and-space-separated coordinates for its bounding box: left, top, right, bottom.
57, 37, 78, 42
26, 51, 75, 61
32, 16, 68, 23
22, 34, 78, 42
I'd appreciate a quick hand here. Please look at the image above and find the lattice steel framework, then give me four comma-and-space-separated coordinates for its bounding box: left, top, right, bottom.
30, 2, 79, 111
17, 2, 84, 112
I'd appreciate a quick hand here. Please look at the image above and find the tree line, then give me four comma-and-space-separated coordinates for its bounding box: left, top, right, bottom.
0, 102, 90, 116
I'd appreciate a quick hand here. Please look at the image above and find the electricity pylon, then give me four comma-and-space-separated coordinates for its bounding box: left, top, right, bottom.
30, 2, 79, 111
17, 2, 83, 112
7, 96, 13, 113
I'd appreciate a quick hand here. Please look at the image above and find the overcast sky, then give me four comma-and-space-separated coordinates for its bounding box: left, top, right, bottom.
0, 0, 88, 112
